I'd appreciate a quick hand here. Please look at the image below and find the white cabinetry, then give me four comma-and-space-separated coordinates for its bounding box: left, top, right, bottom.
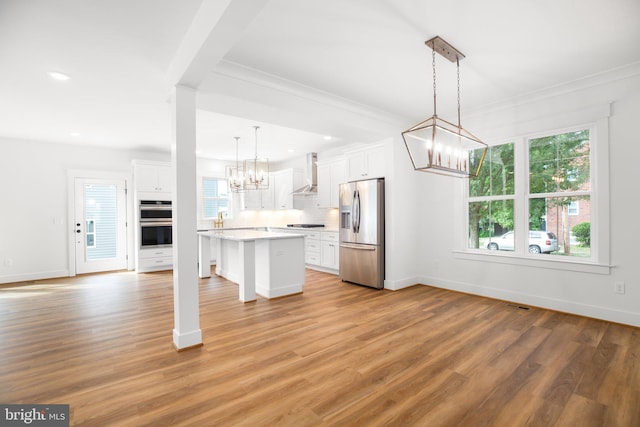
242, 190, 261, 210
304, 230, 321, 265
303, 230, 339, 274
241, 175, 275, 210
260, 182, 275, 209
137, 247, 172, 272
346, 144, 385, 182
133, 160, 172, 272
317, 158, 346, 208
320, 231, 339, 271
134, 161, 172, 195
273, 169, 303, 210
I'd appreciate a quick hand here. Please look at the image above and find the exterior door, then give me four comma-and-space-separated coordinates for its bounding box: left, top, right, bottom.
74, 178, 127, 274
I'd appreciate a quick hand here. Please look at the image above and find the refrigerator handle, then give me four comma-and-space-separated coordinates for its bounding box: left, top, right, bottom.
351, 190, 357, 233
355, 189, 361, 233
340, 243, 376, 251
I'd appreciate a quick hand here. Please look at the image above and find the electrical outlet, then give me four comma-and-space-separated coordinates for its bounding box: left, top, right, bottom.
614, 281, 625, 295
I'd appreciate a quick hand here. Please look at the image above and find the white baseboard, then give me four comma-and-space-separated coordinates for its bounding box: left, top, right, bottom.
0, 269, 70, 285
384, 276, 421, 291
256, 283, 303, 299
215, 267, 239, 284
305, 265, 339, 275
418, 275, 640, 327
172, 328, 202, 350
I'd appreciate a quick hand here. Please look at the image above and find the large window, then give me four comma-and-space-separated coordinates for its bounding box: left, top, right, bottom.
468, 143, 515, 251
528, 129, 591, 257
468, 127, 593, 260
202, 177, 228, 219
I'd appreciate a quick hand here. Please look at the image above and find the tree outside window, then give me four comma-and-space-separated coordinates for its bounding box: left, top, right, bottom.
468, 143, 515, 250
529, 129, 591, 257
468, 128, 592, 258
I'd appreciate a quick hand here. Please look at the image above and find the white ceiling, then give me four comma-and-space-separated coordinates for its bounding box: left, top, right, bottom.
1, 0, 639, 161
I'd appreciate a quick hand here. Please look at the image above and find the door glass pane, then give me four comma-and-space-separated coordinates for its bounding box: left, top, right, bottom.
85, 184, 117, 260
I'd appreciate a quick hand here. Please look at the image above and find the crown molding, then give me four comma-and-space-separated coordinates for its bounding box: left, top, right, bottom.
465, 61, 640, 118
203, 59, 406, 127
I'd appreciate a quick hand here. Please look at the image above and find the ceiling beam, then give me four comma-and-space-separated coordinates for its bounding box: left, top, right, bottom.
166, 0, 269, 90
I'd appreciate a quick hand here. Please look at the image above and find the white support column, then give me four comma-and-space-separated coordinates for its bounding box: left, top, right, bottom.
198, 234, 211, 279
238, 240, 257, 303
171, 85, 202, 351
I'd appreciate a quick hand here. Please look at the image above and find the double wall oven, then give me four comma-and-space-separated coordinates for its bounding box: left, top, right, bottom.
139, 200, 172, 248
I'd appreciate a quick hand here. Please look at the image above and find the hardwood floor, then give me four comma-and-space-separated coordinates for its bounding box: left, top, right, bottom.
1, 269, 638, 426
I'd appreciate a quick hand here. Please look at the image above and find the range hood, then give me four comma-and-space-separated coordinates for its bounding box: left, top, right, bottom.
292, 152, 318, 195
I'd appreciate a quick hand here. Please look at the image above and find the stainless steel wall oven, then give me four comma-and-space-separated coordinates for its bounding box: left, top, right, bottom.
139, 200, 172, 248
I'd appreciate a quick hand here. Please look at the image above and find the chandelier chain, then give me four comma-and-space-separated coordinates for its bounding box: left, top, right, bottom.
432, 44, 437, 116
457, 57, 461, 127
235, 137, 239, 170
254, 126, 259, 161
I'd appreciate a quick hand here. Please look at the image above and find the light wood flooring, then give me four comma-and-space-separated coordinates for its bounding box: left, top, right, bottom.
1, 269, 639, 426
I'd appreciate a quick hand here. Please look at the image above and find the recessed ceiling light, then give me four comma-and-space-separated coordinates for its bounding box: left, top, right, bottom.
48, 71, 70, 81
323, 135, 332, 141
70, 132, 80, 137
287, 149, 295, 153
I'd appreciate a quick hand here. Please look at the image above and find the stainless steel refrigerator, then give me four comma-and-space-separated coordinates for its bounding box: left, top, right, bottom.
339, 178, 384, 289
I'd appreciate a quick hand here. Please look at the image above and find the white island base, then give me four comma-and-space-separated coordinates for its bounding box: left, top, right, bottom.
198, 230, 305, 302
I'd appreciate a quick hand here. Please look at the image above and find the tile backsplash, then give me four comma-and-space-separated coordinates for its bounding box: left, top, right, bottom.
198, 196, 338, 230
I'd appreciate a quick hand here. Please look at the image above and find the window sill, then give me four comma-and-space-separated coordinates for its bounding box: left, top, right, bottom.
452, 250, 611, 275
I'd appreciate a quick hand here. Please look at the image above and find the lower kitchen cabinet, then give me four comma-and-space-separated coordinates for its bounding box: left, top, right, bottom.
137, 247, 172, 272
304, 230, 321, 265
320, 231, 339, 271
305, 230, 339, 274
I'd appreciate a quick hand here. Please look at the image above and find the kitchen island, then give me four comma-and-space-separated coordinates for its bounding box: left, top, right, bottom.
198, 229, 305, 302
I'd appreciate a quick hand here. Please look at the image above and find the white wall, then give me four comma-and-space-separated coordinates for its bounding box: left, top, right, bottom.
5, 65, 639, 328
409, 68, 640, 326
0, 138, 168, 284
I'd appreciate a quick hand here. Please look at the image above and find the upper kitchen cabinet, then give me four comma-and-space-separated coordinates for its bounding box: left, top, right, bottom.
317, 158, 346, 208
345, 144, 385, 182
133, 160, 172, 199
273, 169, 304, 210
241, 174, 275, 210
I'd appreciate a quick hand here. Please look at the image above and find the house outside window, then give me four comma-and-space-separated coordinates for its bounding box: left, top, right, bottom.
202, 177, 228, 219
467, 127, 594, 259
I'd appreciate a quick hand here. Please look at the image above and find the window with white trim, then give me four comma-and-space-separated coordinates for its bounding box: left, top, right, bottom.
568, 201, 579, 216
202, 177, 228, 219
468, 126, 594, 259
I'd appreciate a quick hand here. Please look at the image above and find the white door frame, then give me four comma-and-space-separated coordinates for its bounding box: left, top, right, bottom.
67, 169, 134, 276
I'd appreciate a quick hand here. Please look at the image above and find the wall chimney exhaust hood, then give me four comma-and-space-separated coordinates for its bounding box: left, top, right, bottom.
292, 153, 318, 195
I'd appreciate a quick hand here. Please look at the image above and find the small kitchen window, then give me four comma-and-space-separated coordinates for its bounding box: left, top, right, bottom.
202, 177, 229, 219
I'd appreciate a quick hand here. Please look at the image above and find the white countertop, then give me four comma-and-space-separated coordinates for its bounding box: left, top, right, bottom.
198, 229, 305, 241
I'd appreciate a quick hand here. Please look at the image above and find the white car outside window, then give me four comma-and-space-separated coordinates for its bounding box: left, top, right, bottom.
487, 230, 559, 254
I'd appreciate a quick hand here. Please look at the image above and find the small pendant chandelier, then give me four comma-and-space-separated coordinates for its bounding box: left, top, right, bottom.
243, 126, 269, 190
227, 136, 244, 193
402, 36, 487, 177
